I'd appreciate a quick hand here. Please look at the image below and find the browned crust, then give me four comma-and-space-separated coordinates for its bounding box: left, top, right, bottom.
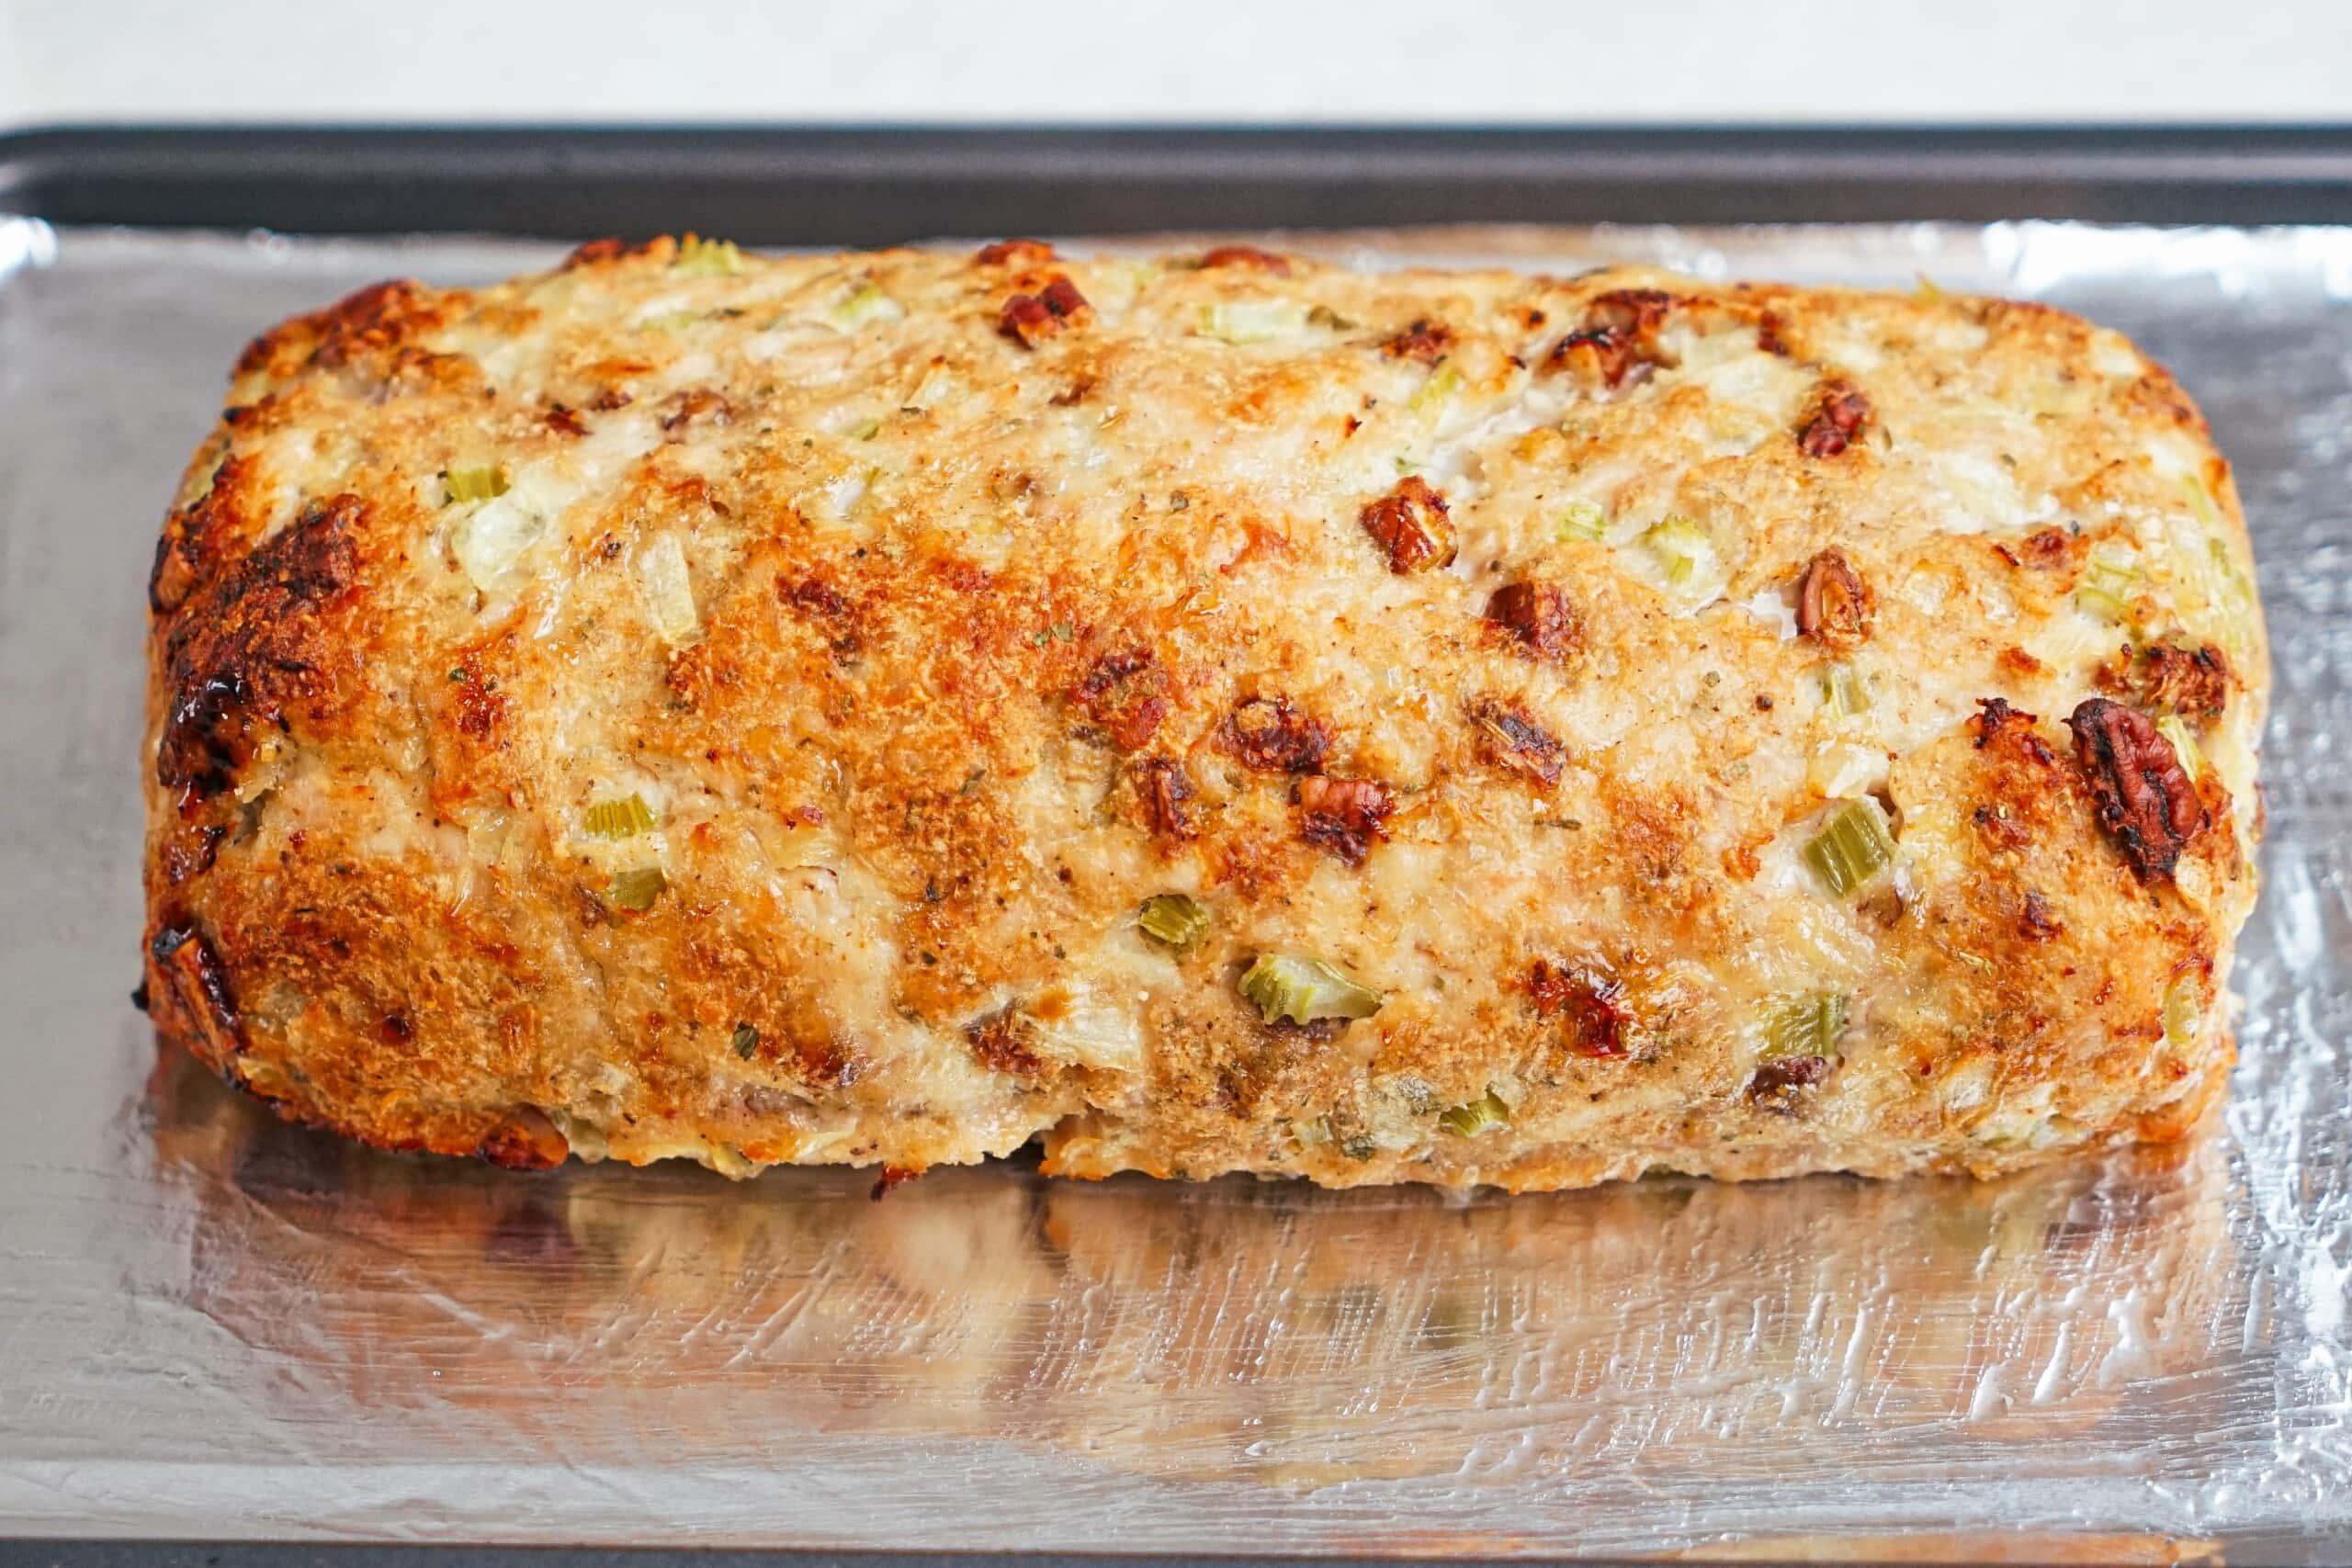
141, 244, 2267, 1190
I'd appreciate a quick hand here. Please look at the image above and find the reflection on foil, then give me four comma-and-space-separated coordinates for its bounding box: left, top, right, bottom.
0, 218, 2347, 1557
149, 1044, 2242, 1468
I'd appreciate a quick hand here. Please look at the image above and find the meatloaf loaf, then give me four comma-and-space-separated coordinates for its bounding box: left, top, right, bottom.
141, 235, 2268, 1190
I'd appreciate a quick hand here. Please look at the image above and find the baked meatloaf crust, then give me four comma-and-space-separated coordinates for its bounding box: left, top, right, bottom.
140, 236, 2268, 1190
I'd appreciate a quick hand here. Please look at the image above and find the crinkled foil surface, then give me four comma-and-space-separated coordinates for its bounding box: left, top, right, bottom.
0, 219, 2346, 1561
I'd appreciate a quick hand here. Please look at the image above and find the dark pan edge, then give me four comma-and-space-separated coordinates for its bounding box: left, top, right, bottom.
6, 124, 2352, 242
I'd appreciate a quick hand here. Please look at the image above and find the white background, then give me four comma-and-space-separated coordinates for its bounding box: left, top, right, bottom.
2, 0, 2348, 127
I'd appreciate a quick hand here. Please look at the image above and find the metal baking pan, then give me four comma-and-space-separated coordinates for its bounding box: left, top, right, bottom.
4, 128, 2350, 1567
13, 124, 2352, 238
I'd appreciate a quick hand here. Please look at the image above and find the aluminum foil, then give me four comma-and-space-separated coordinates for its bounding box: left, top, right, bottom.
0, 217, 2345, 1560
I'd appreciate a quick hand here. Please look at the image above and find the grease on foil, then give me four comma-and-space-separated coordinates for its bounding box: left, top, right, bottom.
0, 217, 2346, 1558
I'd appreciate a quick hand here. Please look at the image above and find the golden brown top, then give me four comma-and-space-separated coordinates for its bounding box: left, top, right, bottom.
141, 236, 2267, 1189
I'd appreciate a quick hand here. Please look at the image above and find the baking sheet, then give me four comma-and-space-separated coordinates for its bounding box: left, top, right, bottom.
0, 216, 2346, 1562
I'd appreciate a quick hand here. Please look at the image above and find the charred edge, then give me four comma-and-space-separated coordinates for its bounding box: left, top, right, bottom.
156, 495, 362, 802
1973, 696, 2038, 749
148, 912, 242, 1049
1382, 318, 1453, 365
240, 278, 440, 377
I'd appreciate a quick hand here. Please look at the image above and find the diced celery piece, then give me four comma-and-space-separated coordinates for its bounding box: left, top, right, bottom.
2157, 714, 2204, 782
608, 865, 667, 911
1803, 797, 1896, 897
1764, 991, 1848, 1060
1408, 359, 1464, 413
829, 282, 903, 331
1136, 893, 1212, 950
1643, 516, 1713, 587
1197, 301, 1304, 344
1555, 500, 1607, 542
2076, 548, 2141, 622
673, 235, 745, 276
443, 466, 508, 505
1438, 1089, 1510, 1138
1239, 953, 1383, 1025
2162, 974, 2201, 1049
583, 793, 656, 840
1817, 661, 1871, 717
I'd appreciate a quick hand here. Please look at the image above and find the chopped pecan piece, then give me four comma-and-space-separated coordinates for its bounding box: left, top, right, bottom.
1197, 244, 1292, 275
975, 238, 1057, 266
477, 1108, 571, 1171
2013, 525, 2080, 570
1382, 318, 1453, 364
660, 388, 732, 434
1973, 803, 2030, 851
1527, 961, 1629, 1058
1485, 581, 1581, 663
1996, 646, 2048, 681
1544, 288, 1674, 388
2066, 697, 2209, 882
1135, 757, 1197, 840
1359, 475, 1456, 573
1223, 695, 1330, 774
1796, 379, 1871, 457
967, 1010, 1043, 1076
1073, 648, 1170, 750
1466, 698, 1566, 787
1970, 698, 2067, 784
1748, 1055, 1829, 1111
2018, 890, 2064, 941
562, 237, 629, 270
2098, 639, 2230, 721
998, 276, 1091, 347
783, 577, 850, 619
1295, 775, 1396, 867
781, 576, 860, 659
1973, 695, 2030, 747
1794, 548, 1876, 651
871, 1165, 925, 1201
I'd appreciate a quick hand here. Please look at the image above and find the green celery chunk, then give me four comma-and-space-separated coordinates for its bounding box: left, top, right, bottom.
1438, 1089, 1510, 1138
1136, 893, 1212, 950
1239, 953, 1383, 1025
1804, 798, 1896, 897
582, 793, 656, 840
